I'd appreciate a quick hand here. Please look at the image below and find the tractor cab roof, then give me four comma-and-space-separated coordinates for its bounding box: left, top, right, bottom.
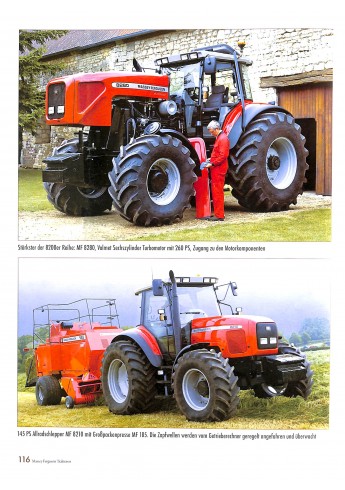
155, 44, 252, 69
135, 276, 218, 296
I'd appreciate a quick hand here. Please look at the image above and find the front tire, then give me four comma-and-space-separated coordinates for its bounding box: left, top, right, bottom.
172, 349, 240, 422
253, 382, 288, 398
43, 137, 113, 216
35, 376, 62, 406
108, 134, 197, 226
253, 344, 313, 399
44, 182, 113, 216
229, 111, 309, 212
279, 345, 314, 399
101, 341, 157, 415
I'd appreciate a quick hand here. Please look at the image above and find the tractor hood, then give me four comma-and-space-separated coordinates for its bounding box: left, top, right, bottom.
46, 71, 169, 126
190, 315, 279, 358
191, 314, 275, 329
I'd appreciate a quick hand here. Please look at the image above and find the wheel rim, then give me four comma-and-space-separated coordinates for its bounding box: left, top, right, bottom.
182, 368, 210, 411
108, 359, 129, 403
261, 383, 288, 396
147, 158, 181, 205
77, 187, 108, 199
38, 386, 44, 402
266, 137, 297, 189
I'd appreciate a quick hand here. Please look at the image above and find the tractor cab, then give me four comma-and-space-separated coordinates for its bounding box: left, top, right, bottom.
136, 274, 238, 359
155, 44, 253, 137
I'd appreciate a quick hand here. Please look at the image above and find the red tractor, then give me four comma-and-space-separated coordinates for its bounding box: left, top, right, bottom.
27, 272, 313, 421
43, 42, 308, 226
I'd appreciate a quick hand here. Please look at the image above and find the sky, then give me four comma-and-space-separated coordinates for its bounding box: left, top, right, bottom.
18, 257, 330, 338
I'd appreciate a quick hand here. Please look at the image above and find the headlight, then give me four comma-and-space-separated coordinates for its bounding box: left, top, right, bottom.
257, 322, 278, 349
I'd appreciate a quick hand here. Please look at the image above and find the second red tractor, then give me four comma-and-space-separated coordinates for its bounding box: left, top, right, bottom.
27, 271, 313, 421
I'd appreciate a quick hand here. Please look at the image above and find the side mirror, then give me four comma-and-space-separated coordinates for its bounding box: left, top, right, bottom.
231, 281, 238, 296
152, 279, 164, 296
204, 56, 217, 75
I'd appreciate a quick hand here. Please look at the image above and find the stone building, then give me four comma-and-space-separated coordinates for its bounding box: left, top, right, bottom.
21, 28, 333, 196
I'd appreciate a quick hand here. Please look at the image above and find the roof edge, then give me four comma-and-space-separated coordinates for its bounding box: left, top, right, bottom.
41, 29, 170, 59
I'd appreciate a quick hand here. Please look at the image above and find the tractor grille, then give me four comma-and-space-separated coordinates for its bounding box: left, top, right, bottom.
47, 82, 66, 119
256, 322, 278, 350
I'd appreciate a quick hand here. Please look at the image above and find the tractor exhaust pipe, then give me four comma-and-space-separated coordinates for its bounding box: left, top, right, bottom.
169, 270, 182, 354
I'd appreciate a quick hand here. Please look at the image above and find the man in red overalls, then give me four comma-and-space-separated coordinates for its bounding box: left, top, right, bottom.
205, 120, 230, 221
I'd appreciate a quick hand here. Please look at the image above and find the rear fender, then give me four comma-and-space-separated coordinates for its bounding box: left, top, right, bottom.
226, 103, 291, 149
111, 327, 163, 367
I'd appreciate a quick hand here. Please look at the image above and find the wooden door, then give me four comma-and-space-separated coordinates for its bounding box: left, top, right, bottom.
278, 83, 332, 195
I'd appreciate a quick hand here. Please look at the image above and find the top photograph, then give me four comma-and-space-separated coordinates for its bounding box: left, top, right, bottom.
18, 28, 332, 241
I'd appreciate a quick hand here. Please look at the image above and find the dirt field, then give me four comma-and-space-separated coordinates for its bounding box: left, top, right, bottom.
18, 191, 331, 241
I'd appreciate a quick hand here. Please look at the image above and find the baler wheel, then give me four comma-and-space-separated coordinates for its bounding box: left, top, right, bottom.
172, 349, 240, 422
108, 133, 196, 226
35, 376, 62, 406
65, 396, 75, 409
101, 340, 157, 415
229, 111, 309, 212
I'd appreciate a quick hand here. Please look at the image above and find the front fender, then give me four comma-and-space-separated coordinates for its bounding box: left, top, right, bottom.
172, 343, 210, 371
159, 128, 202, 175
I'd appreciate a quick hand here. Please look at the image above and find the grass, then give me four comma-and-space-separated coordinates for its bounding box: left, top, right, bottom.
17, 350, 329, 430
18, 168, 52, 212
18, 168, 331, 241
141, 208, 331, 242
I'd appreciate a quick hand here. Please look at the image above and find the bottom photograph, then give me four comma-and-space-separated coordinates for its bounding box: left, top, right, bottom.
17, 257, 330, 430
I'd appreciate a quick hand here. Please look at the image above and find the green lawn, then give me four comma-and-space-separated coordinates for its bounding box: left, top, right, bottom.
18, 168, 52, 212
141, 208, 331, 242
17, 350, 328, 430
18, 168, 331, 241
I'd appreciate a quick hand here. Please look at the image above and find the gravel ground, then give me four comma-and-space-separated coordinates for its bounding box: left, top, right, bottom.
18, 191, 331, 241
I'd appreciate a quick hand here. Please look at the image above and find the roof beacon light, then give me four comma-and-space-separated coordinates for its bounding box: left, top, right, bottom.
237, 40, 246, 54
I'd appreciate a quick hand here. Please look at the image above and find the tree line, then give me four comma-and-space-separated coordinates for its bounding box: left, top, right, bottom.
288, 317, 330, 348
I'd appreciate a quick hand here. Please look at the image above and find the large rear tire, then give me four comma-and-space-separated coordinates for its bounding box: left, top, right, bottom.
101, 341, 157, 415
229, 112, 309, 212
108, 134, 196, 226
172, 349, 240, 422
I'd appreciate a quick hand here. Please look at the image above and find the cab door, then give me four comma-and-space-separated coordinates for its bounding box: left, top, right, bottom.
141, 289, 175, 358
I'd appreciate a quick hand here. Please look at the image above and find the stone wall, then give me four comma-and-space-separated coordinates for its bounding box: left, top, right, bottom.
22, 28, 333, 167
